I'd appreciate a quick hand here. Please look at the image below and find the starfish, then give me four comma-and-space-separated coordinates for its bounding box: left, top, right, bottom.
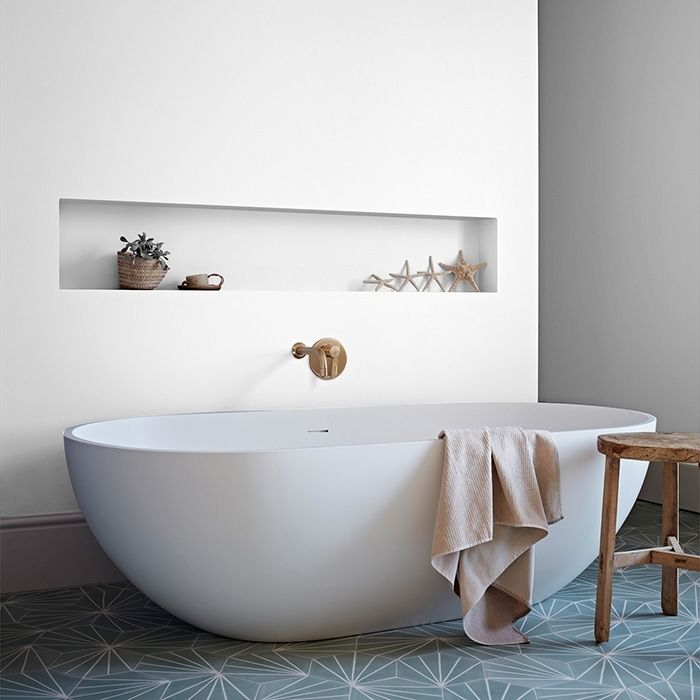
417, 255, 447, 292
439, 250, 487, 292
389, 260, 422, 291
363, 273, 397, 292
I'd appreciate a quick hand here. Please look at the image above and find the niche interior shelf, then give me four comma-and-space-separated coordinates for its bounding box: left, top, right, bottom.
59, 199, 497, 292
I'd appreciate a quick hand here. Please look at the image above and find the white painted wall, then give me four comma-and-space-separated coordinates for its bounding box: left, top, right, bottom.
0, 0, 539, 516
539, 0, 700, 510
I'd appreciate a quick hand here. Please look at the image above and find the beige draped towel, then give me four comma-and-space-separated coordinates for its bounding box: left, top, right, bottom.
431, 427, 563, 645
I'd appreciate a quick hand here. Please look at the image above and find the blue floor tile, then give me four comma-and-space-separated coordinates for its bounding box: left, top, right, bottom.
1, 501, 697, 699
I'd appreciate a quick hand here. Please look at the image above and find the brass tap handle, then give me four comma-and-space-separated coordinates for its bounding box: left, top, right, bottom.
291, 338, 347, 380
319, 343, 341, 379
318, 348, 329, 378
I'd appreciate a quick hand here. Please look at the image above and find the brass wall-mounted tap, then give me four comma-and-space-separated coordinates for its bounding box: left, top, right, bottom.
292, 338, 347, 380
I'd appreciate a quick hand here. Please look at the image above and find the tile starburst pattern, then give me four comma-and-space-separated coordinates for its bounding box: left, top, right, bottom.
1, 502, 697, 699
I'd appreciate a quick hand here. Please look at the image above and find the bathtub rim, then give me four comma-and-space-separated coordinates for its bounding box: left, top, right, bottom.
63, 401, 657, 455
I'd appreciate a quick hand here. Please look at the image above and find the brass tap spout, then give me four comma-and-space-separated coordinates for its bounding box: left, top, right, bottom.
291, 342, 319, 359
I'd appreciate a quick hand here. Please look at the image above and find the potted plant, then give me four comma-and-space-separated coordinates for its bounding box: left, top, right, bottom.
117, 233, 170, 289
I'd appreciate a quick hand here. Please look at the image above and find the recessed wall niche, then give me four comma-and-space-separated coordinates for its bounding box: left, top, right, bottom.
59, 199, 497, 292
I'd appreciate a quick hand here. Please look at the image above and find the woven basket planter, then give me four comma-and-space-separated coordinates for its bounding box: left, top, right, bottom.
117, 252, 169, 290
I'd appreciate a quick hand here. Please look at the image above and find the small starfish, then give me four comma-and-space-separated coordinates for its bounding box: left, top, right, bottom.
363, 273, 397, 292
439, 250, 487, 292
390, 260, 422, 291
417, 255, 447, 292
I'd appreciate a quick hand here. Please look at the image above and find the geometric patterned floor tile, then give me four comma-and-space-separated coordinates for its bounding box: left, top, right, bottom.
0, 501, 697, 700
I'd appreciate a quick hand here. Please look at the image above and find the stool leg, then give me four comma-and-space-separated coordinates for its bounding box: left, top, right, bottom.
661, 461, 679, 615
595, 455, 620, 643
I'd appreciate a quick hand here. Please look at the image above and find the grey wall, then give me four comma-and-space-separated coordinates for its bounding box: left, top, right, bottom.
539, 0, 700, 510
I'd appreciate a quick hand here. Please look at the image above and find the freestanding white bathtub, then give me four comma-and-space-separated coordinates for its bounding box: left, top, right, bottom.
65, 402, 655, 642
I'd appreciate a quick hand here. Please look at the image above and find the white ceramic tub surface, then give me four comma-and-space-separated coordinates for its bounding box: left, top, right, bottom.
65, 402, 655, 642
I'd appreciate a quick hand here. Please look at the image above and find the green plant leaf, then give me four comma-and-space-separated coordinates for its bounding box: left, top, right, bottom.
118, 231, 170, 265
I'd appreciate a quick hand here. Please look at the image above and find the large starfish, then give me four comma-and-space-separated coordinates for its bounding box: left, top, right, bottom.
363, 273, 397, 292
417, 255, 447, 292
390, 260, 422, 291
439, 250, 487, 292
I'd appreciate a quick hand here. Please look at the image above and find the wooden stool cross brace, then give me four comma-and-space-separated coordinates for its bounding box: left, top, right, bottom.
594, 432, 700, 643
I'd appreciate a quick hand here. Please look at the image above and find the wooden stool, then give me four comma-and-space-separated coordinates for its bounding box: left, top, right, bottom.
594, 432, 700, 643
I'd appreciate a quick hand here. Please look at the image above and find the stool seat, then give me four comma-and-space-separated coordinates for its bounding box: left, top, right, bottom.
594, 430, 700, 643
598, 432, 700, 463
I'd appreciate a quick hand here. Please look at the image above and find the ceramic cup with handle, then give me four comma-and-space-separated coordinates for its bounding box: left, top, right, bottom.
185, 273, 224, 288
